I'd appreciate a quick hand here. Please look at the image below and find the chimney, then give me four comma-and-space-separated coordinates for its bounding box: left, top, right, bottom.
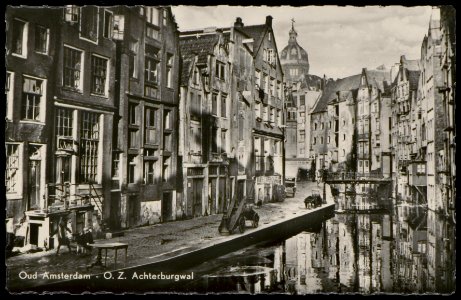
234, 17, 244, 28
266, 15, 273, 26
321, 74, 327, 91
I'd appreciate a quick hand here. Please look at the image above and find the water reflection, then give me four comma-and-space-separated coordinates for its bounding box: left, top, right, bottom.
180, 203, 455, 294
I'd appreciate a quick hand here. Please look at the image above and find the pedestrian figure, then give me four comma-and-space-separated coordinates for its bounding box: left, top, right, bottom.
76, 227, 93, 255
316, 170, 321, 186
52, 215, 73, 255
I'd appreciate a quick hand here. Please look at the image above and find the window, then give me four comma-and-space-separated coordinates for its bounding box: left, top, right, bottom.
221, 129, 227, 153
267, 49, 274, 64
146, 7, 160, 25
321, 122, 324, 130
6, 72, 14, 120
343, 134, 346, 141
80, 6, 98, 42
277, 109, 282, 126
212, 93, 218, 116
277, 81, 281, 98
56, 107, 73, 137
166, 54, 174, 88
376, 155, 380, 163
215, 61, 225, 80
12, 19, 28, 57
417, 164, 426, 174
162, 8, 168, 26
221, 94, 227, 117
128, 155, 137, 184
263, 105, 268, 121
211, 127, 218, 153
103, 10, 113, 38
162, 157, 170, 182
5, 144, 20, 193
22, 77, 44, 121
144, 158, 158, 184
299, 130, 305, 142
129, 41, 139, 78
313, 137, 317, 145
264, 74, 269, 94
129, 128, 138, 148
163, 110, 172, 130
314, 122, 317, 130
112, 14, 125, 40
80, 112, 100, 183
289, 68, 298, 77
255, 102, 261, 118
299, 95, 305, 106
128, 102, 139, 126
190, 93, 201, 121
255, 70, 261, 87
64, 5, 80, 23
145, 107, 159, 144
269, 77, 274, 96
63, 46, 83, 90
163, 133, 172, 151
145, 57, 159, 84
270, 107, 275, 122
320, 137, 324, 144
147, 26, 159, 39
34, 25, 49, 54
327, 136, 330, 144
190, 125, 202, 153
91, 55, 108, 96
112, 153, 120, 178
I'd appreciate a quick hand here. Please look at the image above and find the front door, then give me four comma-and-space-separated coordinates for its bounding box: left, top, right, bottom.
162, 192, 173, 222
29, 224, 40, 246
193, 179, 203, 217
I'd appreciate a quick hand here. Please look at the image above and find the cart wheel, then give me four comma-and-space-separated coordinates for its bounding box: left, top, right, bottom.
253, 215, 259, 228
238, 217, 245, 233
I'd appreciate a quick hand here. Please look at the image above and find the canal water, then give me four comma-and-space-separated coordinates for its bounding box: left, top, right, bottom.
166, 203, 455, 294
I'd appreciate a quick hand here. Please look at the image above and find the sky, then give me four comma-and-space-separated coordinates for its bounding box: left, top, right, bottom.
171, 5, 434, 79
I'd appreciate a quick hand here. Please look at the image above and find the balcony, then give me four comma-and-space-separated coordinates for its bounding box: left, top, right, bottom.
325, 172, 392, 183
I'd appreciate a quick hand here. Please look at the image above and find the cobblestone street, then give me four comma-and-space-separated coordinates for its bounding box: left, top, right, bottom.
7, 181, 333, 291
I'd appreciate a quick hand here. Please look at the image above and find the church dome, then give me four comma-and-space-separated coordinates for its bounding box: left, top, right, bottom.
280, 26, 309, 66
280, 21, 310, 82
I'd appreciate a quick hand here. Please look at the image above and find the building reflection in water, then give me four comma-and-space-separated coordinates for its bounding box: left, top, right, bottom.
192, 203, 454, 294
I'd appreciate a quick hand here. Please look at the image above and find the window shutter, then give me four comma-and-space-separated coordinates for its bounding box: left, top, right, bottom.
113, 15, 125, 40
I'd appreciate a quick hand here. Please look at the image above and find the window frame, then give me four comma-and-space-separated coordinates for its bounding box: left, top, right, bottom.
79, 5, 99, 44
21, 75, 46, 123
90, 53, 109, 97
63, 44, 84, 92
5, 143, 23, 197
11, 18, 29, 58
6, 71, 14, 121
34, 24, 50, 55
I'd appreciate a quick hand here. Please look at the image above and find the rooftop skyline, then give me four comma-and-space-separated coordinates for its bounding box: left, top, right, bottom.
172, 5, 434, 79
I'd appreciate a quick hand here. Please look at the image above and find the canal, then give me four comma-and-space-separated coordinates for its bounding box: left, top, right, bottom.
162, 201, 456, 294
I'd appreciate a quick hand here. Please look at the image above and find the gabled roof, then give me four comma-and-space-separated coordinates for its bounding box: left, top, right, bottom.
313, 68, 390, 113
300, 74, 322, 90
179, 34, 219, 64
313, 74, 361, 113
237, 24, 267, 50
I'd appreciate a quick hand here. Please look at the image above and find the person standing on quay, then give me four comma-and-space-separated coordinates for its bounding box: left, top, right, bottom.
52, 215, 73, 255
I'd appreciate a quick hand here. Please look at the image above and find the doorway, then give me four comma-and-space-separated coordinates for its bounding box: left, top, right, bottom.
29, 223, 40, 246
162, 192, 173, 222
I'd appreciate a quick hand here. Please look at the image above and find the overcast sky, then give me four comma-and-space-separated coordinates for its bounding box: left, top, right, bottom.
171, 5, 434, 79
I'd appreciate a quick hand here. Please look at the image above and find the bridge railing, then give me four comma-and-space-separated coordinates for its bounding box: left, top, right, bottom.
325, 172, 391, 181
